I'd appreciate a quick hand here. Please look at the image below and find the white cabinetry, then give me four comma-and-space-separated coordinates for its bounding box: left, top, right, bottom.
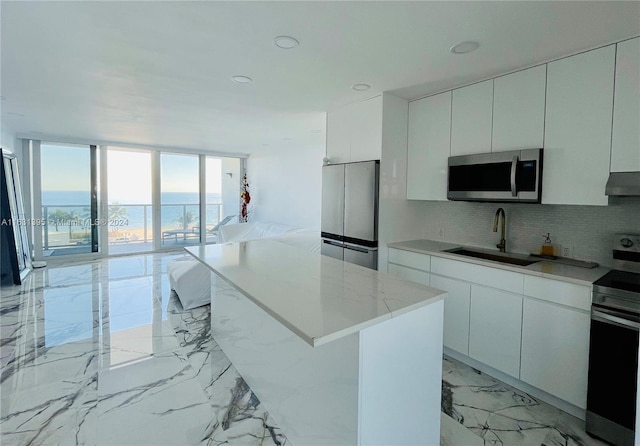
492, 65, 546, 152
543, 45, 616, 205
469, 285, 523, 378
451, 80, 494, 156
611, 37, 640, 172
387, 248, 430, 286
431, 256, 524, 370
326, 107, 352, 164
520, 298, 591, 409
326, 96, 383, 164
406, 91, 451, 201
430, 274, 470, 355
387, 247, 594, 410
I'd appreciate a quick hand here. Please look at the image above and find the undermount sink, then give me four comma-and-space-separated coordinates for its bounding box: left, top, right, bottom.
444, 248, 539, 267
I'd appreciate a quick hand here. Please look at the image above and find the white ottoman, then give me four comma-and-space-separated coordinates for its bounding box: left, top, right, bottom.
166, 258, 212, 310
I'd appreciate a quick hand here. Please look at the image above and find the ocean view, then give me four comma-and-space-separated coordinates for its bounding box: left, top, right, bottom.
42, 191, 224, 230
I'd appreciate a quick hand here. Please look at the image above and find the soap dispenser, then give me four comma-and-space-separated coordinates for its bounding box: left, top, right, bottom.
541, 233, 557, 257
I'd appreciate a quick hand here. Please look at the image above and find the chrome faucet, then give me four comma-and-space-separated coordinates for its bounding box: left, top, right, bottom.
493, 208, 506, 252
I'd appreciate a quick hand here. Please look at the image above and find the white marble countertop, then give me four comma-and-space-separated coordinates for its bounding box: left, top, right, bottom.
388, 239, 610, 286
186, 240, 446, 347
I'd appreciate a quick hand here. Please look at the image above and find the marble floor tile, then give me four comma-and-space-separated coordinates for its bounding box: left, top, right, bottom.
442, 356, 608, 446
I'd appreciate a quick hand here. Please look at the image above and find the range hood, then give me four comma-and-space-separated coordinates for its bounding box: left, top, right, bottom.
605, 172, 640, 196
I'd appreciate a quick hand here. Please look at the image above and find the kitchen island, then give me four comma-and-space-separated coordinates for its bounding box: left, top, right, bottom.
186, 240, 447, 446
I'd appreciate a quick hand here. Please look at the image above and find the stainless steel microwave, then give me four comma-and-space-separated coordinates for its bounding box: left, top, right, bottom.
447, 148, 543, 203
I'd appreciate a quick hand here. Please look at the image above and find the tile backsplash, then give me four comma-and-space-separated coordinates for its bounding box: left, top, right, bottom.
415, 197, 640, 267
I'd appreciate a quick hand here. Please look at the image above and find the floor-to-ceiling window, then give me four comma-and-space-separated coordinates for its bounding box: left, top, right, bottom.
40, 142, 98, 257
160, 153, 200, 248
107, 148, 153, 254
31, 140, 240, 258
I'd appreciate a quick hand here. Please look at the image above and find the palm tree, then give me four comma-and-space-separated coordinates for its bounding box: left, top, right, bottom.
108, 203, 128, 234
65, 210, 79, 239
48, 209, 67, 231
175, 210, 197, 230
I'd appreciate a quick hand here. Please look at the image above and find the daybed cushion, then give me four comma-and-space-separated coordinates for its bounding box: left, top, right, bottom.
166, 257, 211, 310
217, 221, 299, 243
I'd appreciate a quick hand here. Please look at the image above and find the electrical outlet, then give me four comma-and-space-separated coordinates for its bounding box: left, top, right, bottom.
562, 245, 573, 258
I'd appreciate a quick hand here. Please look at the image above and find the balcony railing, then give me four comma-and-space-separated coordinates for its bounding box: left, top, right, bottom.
42, 203, 223, 250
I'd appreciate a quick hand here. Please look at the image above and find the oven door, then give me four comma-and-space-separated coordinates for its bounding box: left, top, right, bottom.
586, 305, 639, 446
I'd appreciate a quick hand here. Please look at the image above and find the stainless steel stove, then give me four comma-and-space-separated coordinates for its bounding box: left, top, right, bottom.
587, 233, 640, 446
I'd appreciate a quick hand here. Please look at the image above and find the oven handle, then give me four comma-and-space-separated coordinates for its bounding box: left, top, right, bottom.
592, 310, 640, 331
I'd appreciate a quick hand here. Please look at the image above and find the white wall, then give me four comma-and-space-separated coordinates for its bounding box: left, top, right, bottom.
1, 123, 17, 153
220, 157, 240, 224
247, 144, 324, 230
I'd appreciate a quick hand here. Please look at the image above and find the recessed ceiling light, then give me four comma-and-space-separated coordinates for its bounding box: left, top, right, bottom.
352, 84, 371, 91
274, 35, 299, 49
450, 41, 480, 55
231, 75, 253, 84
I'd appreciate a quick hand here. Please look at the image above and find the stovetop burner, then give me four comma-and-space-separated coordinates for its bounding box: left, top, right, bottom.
594, 269, 640, 294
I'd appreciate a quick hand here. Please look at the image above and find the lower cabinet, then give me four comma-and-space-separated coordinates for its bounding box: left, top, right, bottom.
387, 263, 430, 286
430, 274, 471, 355
388, 248, 592, 410
469, 285, 523, 378
520, 298, 590, 409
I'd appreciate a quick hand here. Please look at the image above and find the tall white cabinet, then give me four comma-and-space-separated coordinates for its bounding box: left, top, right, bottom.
611, 37, 640, 172
450, 80, 494, 156
543, 45, 616, 206
492, 65, 546, 152
326, 95, 383, 164
406, 92, 451, 201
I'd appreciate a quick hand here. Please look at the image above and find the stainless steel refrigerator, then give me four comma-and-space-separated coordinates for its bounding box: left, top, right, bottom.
321, 160, 379, 270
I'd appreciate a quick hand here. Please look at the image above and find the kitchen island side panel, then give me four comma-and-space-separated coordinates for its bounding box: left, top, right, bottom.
358, 299, 444, 445
210, 275, 360, 445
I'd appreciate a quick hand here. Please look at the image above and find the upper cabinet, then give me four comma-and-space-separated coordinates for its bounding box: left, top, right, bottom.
326, 95, 383, 164
611, 37, 640, 173
406, 91, 451, 201
492, 65, 546, 152
450, 80, 493, 156
543, 45, 615, 206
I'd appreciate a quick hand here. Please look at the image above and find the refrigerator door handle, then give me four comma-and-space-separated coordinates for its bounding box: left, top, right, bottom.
323, 239, 345, 248
343, 244, 369, 254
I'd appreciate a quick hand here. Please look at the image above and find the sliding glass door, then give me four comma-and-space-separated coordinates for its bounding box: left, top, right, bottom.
40, 143, 98, 257
160, 153, 200, 248
107, 148, 153, 254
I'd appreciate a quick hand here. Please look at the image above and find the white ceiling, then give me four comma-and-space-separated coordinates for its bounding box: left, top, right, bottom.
1, 1, 639, 156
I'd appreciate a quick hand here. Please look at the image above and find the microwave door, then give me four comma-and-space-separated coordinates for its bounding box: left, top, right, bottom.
515, 149, 543, 202
448, 158, 516, 201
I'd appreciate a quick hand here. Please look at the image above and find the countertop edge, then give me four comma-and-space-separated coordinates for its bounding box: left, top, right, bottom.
387, 240, 609, 287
